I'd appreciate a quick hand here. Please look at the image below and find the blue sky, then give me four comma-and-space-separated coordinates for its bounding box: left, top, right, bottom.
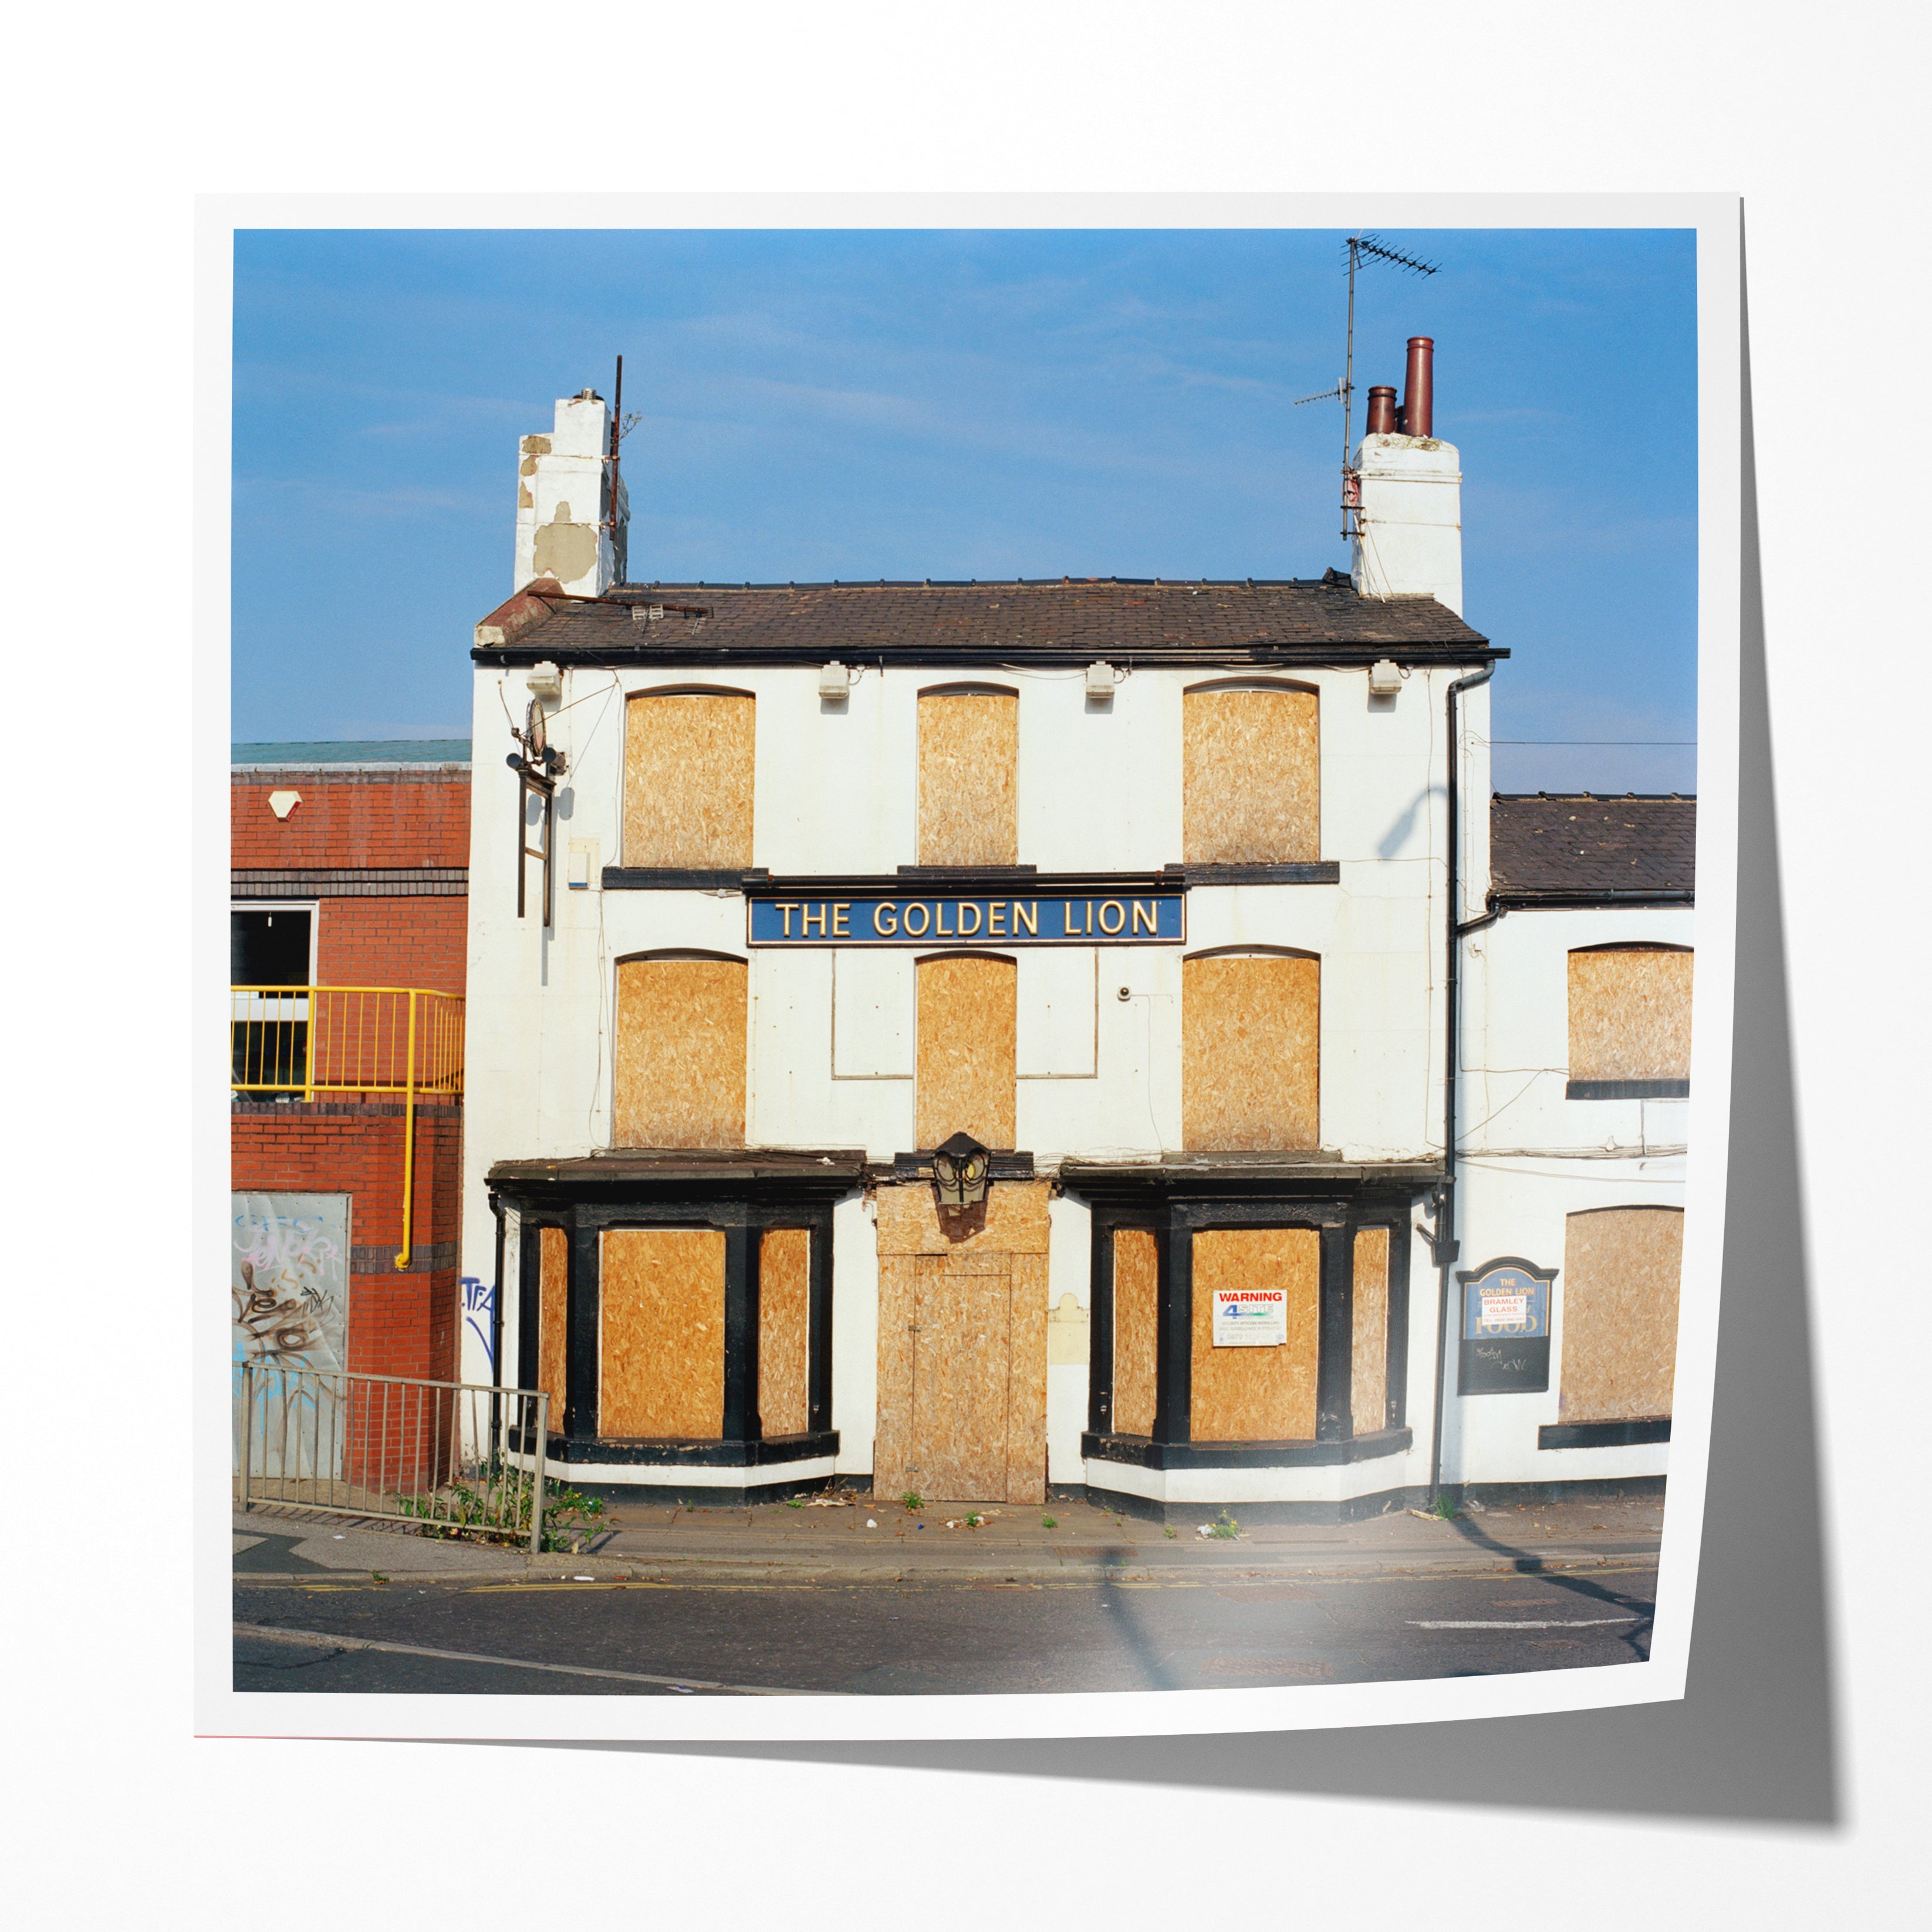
232, 227, 1697, 793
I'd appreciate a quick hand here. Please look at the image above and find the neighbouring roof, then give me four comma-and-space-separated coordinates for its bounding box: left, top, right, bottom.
472, 575, 1493, 664
1489, 793, 1697, 901
232, 739, 472, 769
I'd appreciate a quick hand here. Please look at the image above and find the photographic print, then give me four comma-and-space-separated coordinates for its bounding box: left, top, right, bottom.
214, 199, 1736, 1739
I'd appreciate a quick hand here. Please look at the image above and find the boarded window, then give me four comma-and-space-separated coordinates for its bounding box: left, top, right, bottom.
600, 1228, 726, 1437
917, 690, 1018, 866
1183, 687, 1319, 863
1190, 1228, 1320, 1441
614, 956, 747, 1148
1352, 1226, 1389, 1434
1181, 954, 1319, 1150
1112, 1228, 1159, 1436
538, 1225, 568, 1424
1558, 1208, 1683, 1424
1568, 946, 1693, 1090
758, 1228, 811, 1439
916, 953, 1017, 1149
623, 691, 755, 869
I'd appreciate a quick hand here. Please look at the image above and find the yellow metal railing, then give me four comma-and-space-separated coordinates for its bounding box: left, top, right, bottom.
231, 985, 465, 1271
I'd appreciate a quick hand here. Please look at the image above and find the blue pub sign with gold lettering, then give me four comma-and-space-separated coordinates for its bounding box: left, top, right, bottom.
1456, 1258, 1555, 1396
748, 890, 1185, 947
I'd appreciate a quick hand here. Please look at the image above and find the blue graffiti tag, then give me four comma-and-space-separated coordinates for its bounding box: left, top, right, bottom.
461, 1276, 495, 1373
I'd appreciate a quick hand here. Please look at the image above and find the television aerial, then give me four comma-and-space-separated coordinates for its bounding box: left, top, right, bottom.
1295, 232, 1439, 538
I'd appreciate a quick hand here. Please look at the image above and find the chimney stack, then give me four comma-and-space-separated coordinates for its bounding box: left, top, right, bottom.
512, 390, 629, 597
1349, 334, 1462, 614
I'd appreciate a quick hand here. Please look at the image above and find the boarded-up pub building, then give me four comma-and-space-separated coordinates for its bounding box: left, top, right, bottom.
459, 362, 1694, 1518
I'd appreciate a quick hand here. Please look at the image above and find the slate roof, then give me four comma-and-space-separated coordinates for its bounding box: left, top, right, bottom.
1489, 793, 1697, 900
474, 576, 1491, 663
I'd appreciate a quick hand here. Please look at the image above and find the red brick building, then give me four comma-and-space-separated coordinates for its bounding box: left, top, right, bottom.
231, 741, 473, 1479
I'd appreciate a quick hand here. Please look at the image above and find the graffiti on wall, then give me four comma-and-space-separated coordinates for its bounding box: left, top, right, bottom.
232, 1193, 349, 1480
462, 1276, 495, 1376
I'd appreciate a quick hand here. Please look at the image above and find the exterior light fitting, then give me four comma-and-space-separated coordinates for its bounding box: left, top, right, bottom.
1368, 658, 1403, 697
931, 1130, 991, 1211
527, 661, 564, 701
819, 662, 853, 700
1085, 661, 1116, 697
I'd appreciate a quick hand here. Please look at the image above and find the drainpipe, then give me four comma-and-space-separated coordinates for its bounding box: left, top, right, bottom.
488, 1194, 506, 1448
1427, 659, 1495, 1503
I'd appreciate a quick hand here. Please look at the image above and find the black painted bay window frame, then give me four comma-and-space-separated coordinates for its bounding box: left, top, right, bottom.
499, 1168, 847, 1468
1080, 1187, 1416, 1470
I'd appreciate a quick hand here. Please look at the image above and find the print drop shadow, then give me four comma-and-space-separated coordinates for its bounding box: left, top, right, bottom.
496, 218, 1840, 1828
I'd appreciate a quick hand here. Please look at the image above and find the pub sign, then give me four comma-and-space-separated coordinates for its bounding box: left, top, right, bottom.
1456, 1257, 1556, 1396
749, 889, 1184, 947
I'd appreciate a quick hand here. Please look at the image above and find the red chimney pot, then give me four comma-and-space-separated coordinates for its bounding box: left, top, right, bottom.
1365, 386, 1398, 435
1403, 336, 1434, 439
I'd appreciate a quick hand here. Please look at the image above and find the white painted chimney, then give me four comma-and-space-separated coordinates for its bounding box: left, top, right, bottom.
512, 390, 629, 596
1349, 336, 1462, 615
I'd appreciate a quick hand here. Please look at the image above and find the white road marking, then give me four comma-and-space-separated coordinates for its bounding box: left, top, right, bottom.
232, 1621, 829, 1696
1409, 1616, 1641, 1630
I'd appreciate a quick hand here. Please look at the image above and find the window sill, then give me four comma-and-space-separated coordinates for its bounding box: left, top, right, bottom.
1538, 1418, 1670, 1450
1082, 1428, 1413, 1470
1565, 1079, 1690, 1100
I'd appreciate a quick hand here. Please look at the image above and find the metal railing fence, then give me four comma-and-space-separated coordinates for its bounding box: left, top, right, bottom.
230, 984, 464, 1100
234, 1363, 549, 1555
230, 985, 464, 1269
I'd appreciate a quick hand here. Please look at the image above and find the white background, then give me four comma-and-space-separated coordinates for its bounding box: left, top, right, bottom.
11, 5, 1923, 1925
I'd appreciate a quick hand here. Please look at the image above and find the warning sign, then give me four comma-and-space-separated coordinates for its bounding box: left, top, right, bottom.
1211, 1286, 1288, 1347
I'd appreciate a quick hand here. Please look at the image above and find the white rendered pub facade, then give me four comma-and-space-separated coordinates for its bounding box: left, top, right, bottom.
458, 380, 1693, 1520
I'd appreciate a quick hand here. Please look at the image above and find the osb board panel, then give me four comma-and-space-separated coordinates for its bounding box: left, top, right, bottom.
1113, 1228, 1160, 1436
1559, 1208, 1683, 1424
1568, 949, 1694, 1082
1352, 1227, 1390, 1434
917, 692, 1018, 866
758, 1228, 810, 1438
1004, 1252, 1049, 1504
538, 1225, 568, 1421
1190, 1228, 1320, 1442
874, 1180, 1052, 1257
1182, 688, 1319, 863
911, 1254, 1012, 1499
915, 954, 1017, 1150
614, 957, 747, 1148
873, 1254, 920, 1498
1181, 954, 1319, 1150
599, 1229, 725, 1438
622, 693, 754, 869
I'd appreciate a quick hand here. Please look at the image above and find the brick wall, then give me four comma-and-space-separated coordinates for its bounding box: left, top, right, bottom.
231, 772, 470, 869
316, 897, 468, 995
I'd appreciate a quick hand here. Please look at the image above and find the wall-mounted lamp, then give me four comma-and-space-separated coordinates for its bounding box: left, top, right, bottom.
1367, 658, 1403, 698
819, 662, 853, 700
931, 1130, 991, 1211
527, 661, 563, 701
1085, 661, 1116, 698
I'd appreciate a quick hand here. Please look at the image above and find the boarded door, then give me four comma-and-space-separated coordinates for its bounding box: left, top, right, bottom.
874, 1182, 1050, 1504
232, 1191, 349, 1480
908, 1253, 1014, 1498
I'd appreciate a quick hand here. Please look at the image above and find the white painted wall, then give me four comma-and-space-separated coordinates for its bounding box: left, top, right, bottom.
1447, 1152, 1686, 1488
457, 644, 1694, 1500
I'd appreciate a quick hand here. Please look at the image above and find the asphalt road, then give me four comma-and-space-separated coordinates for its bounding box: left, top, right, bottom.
234, 1561, 1654, 1697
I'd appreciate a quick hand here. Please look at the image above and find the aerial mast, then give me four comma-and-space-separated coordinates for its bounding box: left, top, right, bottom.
1296, 232, 1440, 538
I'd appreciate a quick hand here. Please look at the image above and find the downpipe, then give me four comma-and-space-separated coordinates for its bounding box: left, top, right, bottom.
1427, 661, 1495, 1505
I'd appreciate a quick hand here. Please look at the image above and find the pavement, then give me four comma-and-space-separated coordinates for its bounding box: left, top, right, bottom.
232, 1488, 1665, 1588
